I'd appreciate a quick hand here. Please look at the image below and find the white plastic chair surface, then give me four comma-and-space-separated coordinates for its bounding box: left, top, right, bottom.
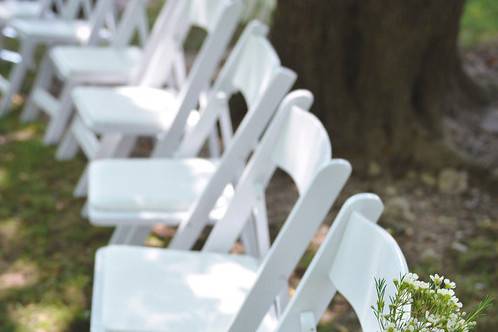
274, 194, 409, 331
0, 0, 51, 24
19, 0, 158, 141
54, 0, 243, 161
0, 0, 119, 115
86, 24, 297, 251
90, 99, 352, 332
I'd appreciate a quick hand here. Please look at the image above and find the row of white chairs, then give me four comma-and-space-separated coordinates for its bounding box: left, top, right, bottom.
0, 1, 410, 331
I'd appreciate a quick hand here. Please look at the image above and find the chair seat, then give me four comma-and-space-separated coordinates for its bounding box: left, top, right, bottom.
0, 1, 43, 22
50, 46, 142, 83
73, 86, 179, 134
89, 158, 231, 220
92, 245, 276, 332
9, 18, 91, 43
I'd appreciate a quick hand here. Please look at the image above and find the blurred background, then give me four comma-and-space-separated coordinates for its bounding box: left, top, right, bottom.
0, 0, 497, 331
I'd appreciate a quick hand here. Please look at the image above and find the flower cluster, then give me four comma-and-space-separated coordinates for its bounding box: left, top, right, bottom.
372, 273, 492, 332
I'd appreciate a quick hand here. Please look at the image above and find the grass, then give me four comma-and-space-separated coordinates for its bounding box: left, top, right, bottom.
0, 112, 111, 332
461, 0, 498, 47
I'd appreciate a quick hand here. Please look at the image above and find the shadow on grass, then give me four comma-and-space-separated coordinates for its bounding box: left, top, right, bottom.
0, 110, 111, 331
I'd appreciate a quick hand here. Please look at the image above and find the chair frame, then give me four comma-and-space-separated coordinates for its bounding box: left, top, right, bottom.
19, 0, 173, 144
57, 17, 256, 202
274, 193, 409, 331
90, 92, 352, 332
0, 0, 144, 115
87, 23, 297, 252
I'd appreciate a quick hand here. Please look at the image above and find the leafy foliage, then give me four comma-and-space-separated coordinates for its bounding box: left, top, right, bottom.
373, 273, 492, 332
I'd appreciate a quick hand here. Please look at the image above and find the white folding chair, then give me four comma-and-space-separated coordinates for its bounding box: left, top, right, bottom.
0, 0, 58, 26
89, 94, 352, 332
0, 0, 130, 115
0, 0, 65, 63
20, 0, 170, 143
86, 29, 297, 249
0, 0, 57, 62
56, 18, 258, 200
274, 193, 409, 332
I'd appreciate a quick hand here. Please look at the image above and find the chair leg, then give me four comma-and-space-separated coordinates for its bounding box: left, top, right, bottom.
207, 130, 221, 158
56, 129, 80, 160
20, 54, 54, 122
275, 282, 290, 317
0, 39, 35, 116
43, 81, 75, 145
112, 135, 136, 158
240, 219, 260, 257
109, 226, 130, 244
73, 133, 126, 197
110, 225, 151, 245
240, 195, 271, 258
80, 201, 89, 218
74, 166, 89, 198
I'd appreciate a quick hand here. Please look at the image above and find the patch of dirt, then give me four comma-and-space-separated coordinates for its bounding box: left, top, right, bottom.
446, 43, 498, 169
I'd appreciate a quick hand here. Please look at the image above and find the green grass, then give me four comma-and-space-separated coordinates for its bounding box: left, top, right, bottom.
0, 112, 112, 332
461, 0, 498, 47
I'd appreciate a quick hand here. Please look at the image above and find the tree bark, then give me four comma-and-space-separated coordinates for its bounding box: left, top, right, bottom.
271, 0, 485, 167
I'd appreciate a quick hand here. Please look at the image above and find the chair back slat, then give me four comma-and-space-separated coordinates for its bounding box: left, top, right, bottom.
202, 90, 325, 254
330, 212, 409, 331
61, 0, 93, 19
146, 2, 247, 158
110, 0, 149, 47
227, 159, 351, 332
38, 0, 64, 17
173, 21, 281, 158
134, 0, 241, 89
177, 87, 351, 332
53, 0, 66, 14
86, 0, 149, 46
230, 35, 280, 109
274, 194, 409, 332
271, 106, 331, 194
134, 0, 181, 86
187, 0, 230, 33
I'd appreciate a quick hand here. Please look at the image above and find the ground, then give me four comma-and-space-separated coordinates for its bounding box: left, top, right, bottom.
0, 1, 497, 331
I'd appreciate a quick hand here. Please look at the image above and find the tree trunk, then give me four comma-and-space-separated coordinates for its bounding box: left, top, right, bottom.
271, 0, 485, 167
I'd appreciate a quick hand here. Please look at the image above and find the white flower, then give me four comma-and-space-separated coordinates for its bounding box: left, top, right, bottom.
415, 280, 430, 289
430, 274, 444, 286
444, 278, 456, 289
437, 288, 454, 297
404, 273, 419, 286
451, 296, 463, 309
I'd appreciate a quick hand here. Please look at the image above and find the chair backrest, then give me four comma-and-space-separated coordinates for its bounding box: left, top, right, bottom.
86, 0, 149, 46
202, 91, 334, 253
38, 0, 66, 17
132, 0, 183, 88
60, 0, 93, 19
133, 0, 242, 89
170, 21, 285, 159
191, 94, 351, 332
274, 194, 409, 332
166, 24, 297, 252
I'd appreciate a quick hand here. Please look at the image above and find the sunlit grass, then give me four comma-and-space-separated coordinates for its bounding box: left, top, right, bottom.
0, 110, 111, 331
461, 0, 498, 47
8, 303, 75, 332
